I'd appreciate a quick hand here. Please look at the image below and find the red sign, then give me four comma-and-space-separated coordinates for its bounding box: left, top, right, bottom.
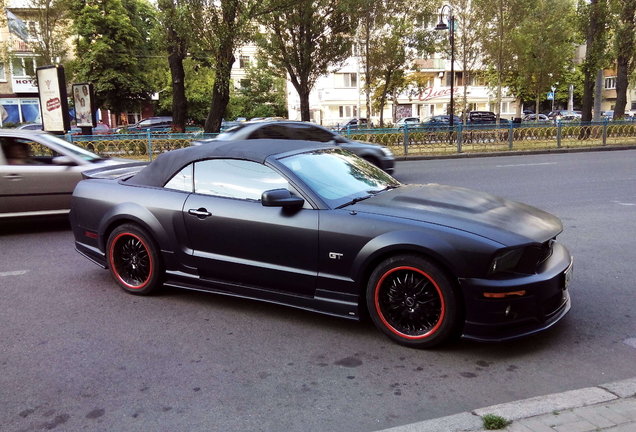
46, 97, 61, 111
418, 87, 460, 101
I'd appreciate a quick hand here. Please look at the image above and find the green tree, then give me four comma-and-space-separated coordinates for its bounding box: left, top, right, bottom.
610, 0, 636, 119
511, 0, 577, 116
26, 0, 71, 66
188, 0, 283, 132
579, 0, 610, 121
226, 57, 287, 120
361, 1, 436, 126
156, 58, 216, 125
256, 0, 357, 122
69, 0, 160, 113
157, 0, 192, 131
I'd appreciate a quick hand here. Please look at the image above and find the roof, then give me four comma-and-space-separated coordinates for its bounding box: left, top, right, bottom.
127, 139, 332, 187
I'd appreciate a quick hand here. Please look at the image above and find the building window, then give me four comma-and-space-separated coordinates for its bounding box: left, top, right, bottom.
338, 105, 357, 118
604, 77, 616, 90
239, 55, 250, 69
11, 57, 35, 77
0, 63, 5, 81
335, 73, 357, 88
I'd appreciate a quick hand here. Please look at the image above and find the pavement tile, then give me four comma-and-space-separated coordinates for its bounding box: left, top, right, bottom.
512, 418, 556, 432
605, 398, 636, 420
588, 404, 631, 424
505, 422, 535, 432
538, 411, 580, 426
604, 424, 636, 432
572, 405, 619, 428
552, 419, 598, 432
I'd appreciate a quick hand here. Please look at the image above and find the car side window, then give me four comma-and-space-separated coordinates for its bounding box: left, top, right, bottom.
193, 159, 289, 201
164, 164, 193, 191
290, 124, 335, 143
247, 125, 292, 140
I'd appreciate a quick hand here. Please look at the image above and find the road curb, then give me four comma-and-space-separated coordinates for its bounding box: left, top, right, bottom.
376, 377, 636, 432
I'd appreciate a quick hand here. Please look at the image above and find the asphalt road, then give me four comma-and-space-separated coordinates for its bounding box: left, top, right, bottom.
1, 149, 635, 432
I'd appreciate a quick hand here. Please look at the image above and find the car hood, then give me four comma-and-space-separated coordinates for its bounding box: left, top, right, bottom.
348, 184, 563, 246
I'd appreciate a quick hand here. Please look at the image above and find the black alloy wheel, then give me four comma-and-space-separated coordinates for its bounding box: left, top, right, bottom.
107, 223, 164, 295
366, 254, 462, 348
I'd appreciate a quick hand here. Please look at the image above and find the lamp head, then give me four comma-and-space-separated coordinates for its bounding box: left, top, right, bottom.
435, 21, 449, 31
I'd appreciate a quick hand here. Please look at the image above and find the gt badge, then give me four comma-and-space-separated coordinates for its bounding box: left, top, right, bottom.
329, 252, 343, 260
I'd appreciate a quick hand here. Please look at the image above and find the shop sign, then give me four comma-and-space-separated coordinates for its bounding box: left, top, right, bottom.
12, 78, 38, 93
418, 87, 461, 101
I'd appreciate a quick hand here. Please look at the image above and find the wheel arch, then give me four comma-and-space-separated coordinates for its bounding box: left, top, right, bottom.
350, 230, 470, 311
97, 202, 168, 256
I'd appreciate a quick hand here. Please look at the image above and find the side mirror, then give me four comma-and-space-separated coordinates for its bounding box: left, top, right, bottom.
261, 188, 304, 208
52, 156, 76, 166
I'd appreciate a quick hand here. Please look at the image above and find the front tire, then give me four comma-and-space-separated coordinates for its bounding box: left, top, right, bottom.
107, 223, 164, 295
366, 254, 462, 348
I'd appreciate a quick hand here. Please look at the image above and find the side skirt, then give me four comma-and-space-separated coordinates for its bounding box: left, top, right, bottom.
164, 271, 360, 321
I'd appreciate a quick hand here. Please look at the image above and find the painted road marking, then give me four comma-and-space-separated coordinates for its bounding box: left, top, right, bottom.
0, 270, 28, 277
496, 162, 558, 168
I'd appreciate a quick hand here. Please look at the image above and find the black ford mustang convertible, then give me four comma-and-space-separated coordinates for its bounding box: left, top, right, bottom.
70, 140, 572, 348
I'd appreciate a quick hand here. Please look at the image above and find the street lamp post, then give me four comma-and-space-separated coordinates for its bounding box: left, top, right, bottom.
435, 5, 455, 128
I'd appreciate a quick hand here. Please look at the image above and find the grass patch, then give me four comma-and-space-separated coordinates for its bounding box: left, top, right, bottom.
482, 413, 511, 430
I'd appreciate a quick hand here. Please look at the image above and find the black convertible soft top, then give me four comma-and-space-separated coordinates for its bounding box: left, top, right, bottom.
127, 139, 332, 187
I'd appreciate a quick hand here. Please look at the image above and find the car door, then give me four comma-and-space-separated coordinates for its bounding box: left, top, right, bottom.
0, 137, 83, 215
180, 158, 319, 296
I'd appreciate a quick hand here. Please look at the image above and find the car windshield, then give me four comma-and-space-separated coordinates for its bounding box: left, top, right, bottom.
38, 133, 104, 162
279, 148, 400, 208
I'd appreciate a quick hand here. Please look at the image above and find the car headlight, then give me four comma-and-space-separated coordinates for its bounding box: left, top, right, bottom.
380, 146, 393, 157
488, 248, 524, 275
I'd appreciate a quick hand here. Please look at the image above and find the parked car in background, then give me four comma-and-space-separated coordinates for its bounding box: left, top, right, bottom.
395, 117, 420, 128
466, 111, 510, 126
70, 122, 113, 135
69, 140, 572, 348
0, 130, 134, 218
196, 120, 394, 173
115, 116, 173, 133
15, 123, 43, 131
420, 115, 462, 129
334, 118, 369, 131
522, 114, 551, 123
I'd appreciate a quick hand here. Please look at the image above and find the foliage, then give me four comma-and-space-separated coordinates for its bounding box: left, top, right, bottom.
482, 414, 511, 430
156, 58, 216, 125
226, 57, 288, 120
256, 0, 358, 121
362, 0, 437, 125
25, 0, 71, 66
68, 0, 161, 113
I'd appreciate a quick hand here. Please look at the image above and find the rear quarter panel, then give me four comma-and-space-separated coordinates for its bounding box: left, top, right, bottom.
71, 179, 195, 270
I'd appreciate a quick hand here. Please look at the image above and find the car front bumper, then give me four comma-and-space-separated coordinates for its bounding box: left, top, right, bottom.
459, 242, 572, 342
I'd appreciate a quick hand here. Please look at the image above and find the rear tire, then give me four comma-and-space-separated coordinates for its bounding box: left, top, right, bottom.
107, 223, 164, 295
366, 254, 462, 348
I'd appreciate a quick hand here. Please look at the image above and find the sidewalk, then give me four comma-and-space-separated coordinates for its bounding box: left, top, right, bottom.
378, 377, 636, 432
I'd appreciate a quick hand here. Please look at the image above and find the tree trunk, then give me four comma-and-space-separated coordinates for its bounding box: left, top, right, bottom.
615, 55, 629, 119
167, 27, 187, 132
204, 48, 235, 133
581, 0, 598, 122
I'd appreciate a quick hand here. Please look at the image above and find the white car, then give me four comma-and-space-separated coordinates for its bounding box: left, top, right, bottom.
395, 117, 420, 128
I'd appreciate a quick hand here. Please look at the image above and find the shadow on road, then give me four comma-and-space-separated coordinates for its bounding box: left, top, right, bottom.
0, 215, 71, 236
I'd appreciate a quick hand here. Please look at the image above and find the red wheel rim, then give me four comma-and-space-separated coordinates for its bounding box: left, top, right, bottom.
374, 266, 445, 339
109, 232, 153, 289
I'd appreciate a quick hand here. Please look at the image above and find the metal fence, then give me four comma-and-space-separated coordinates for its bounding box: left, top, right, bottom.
63, 120, 636, 161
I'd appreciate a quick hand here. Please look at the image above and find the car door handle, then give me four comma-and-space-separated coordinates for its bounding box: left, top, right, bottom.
3, 174, 22, 181
188, 208, 212, 219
